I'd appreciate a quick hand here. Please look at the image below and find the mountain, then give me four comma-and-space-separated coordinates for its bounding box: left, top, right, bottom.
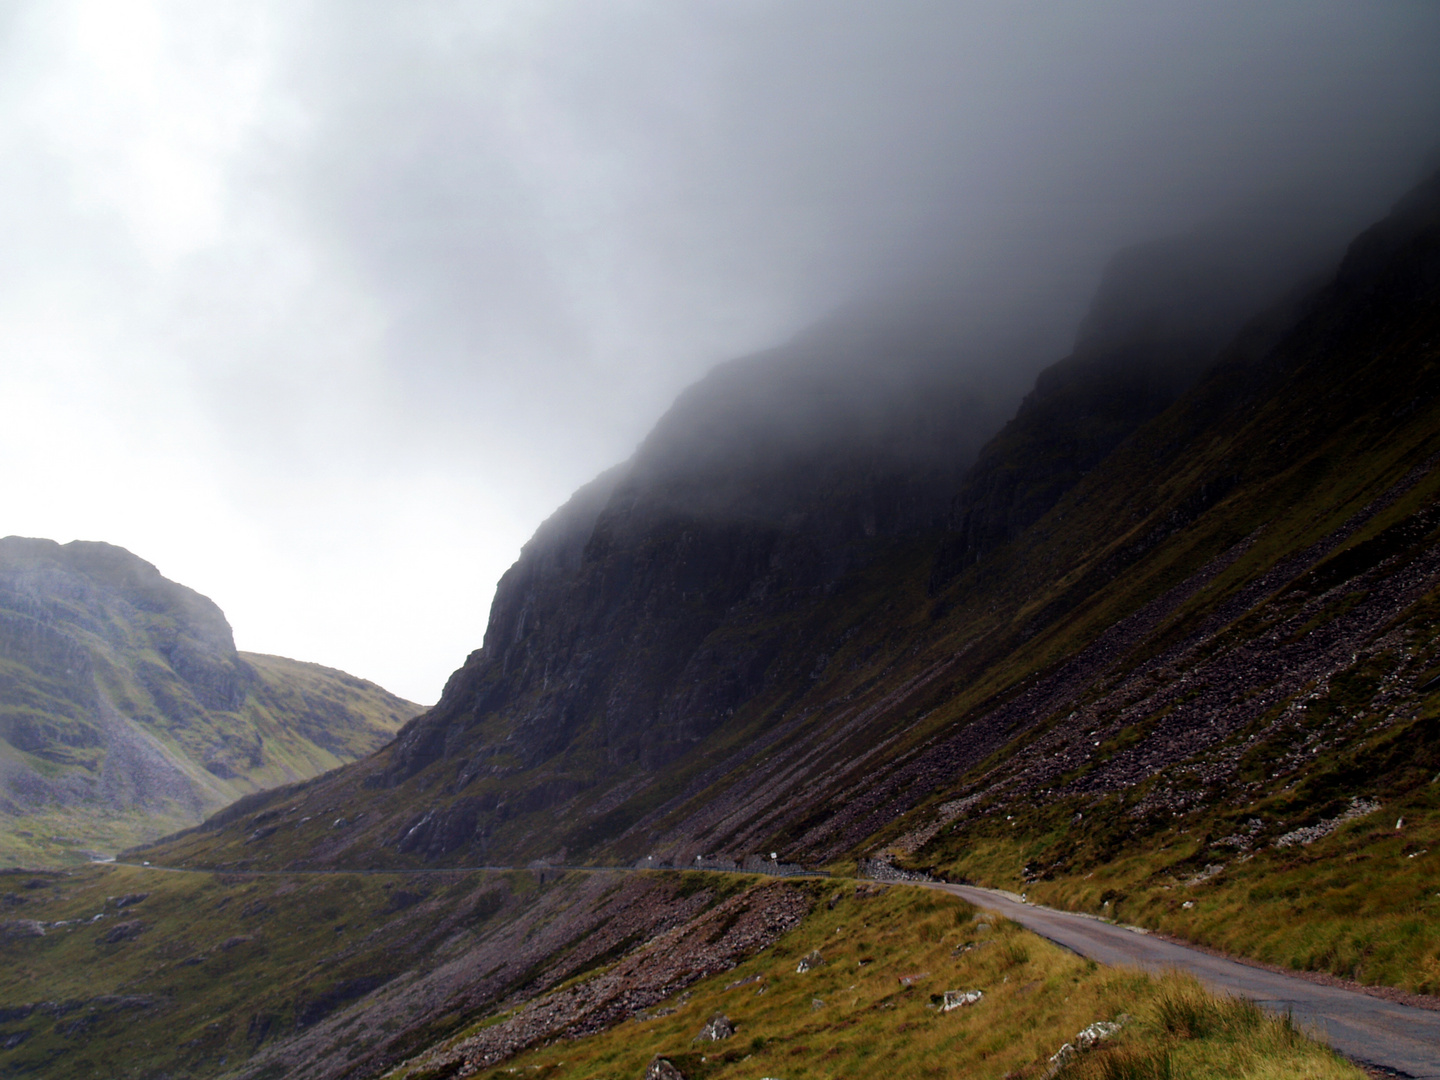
44, 169, 1439, 1080
0, 538, 419, 865
141, 174, 1430, 881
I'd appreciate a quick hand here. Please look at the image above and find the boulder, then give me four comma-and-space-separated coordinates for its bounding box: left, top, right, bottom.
694, 1013, 734, 1041
796, 949, 825, 973
644, 1056, 685, 1080
1046, 1043, 1076, 1078
1076, 1019, 1123, 1049
941, 989, 984, 1011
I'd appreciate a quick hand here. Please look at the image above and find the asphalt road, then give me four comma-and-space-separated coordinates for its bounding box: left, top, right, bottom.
932, 882, 1440, 1078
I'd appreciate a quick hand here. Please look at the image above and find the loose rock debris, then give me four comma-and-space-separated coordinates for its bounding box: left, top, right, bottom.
402, 883, 809, 1077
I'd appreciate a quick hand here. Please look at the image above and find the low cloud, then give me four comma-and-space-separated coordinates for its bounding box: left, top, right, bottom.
1, 1, 1437, 699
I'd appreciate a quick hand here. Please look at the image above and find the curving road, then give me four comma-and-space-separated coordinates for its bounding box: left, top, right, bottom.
931, 882, 1440, 1079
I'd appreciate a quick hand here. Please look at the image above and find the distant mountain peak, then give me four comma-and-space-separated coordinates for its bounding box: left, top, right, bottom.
0, 538, 420, 865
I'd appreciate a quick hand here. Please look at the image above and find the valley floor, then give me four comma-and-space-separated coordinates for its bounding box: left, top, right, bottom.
0, 863, 1397, 1080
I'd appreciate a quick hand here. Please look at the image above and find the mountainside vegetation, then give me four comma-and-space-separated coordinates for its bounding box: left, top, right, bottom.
0, 865, 1361, 1080
0, 539, 419, 866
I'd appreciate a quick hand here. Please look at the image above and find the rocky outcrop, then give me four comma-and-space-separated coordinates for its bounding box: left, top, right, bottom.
795, 950, 824, 973
693, 1013, 734, 1041
96, 920, 146, 945
940, 989, 983, 1011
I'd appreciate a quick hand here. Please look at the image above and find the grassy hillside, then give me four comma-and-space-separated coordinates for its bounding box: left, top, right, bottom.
397, 881, 1358, 1080
0, 867, 1359, 1080
0, 540, 419, 866
865, 192, 1440, 991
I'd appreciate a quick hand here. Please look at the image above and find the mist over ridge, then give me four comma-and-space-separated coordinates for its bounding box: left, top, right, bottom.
538, 177, 1381, 567
2, 2, 1439, 701
162, 161, 1440, 890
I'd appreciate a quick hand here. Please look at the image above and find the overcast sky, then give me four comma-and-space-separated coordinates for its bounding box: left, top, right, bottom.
2, 2, 1438, 703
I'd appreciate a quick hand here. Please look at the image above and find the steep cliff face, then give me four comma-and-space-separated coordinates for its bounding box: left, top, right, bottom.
0, 539, 419, 864
100, 173, 1440, 1080
931, 219, 1339, 587
280, 202, 1347, 864
153, 174, 1440, 878
376, 329, 1008, 854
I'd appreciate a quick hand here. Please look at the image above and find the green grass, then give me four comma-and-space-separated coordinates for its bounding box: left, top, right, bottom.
1059, 981, 1340, 1080
2, 868, 1358, 1079
0, 866, 768, 1080
390, 880, 1361, 1080
0, 865, 534, 1078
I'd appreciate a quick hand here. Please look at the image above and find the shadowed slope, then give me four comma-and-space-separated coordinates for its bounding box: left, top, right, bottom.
140, 177, 1423, 878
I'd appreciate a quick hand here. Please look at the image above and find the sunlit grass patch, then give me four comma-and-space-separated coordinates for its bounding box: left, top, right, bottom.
1058, 975, 1355, 1080
411, 881, 1362, 1080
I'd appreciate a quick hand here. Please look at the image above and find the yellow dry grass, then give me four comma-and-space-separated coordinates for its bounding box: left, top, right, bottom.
395, 880, 1361, 1080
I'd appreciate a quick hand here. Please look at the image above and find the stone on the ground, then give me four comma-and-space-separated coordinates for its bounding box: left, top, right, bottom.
694, 1012, 734, 1041
796, 949, 825, 973
941, 989, 984, 1011
644, 1055, 685, 1080
1076, 1019, 1123, 1049
1045, 1042, 1076, 1078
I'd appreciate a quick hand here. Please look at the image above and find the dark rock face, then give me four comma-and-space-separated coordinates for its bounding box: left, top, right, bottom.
379, 330, 1008, 807
394, 799, 484, 859
931, 219, 1339, 588
96, 920, 146, 945
367, 201, 1349, 865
